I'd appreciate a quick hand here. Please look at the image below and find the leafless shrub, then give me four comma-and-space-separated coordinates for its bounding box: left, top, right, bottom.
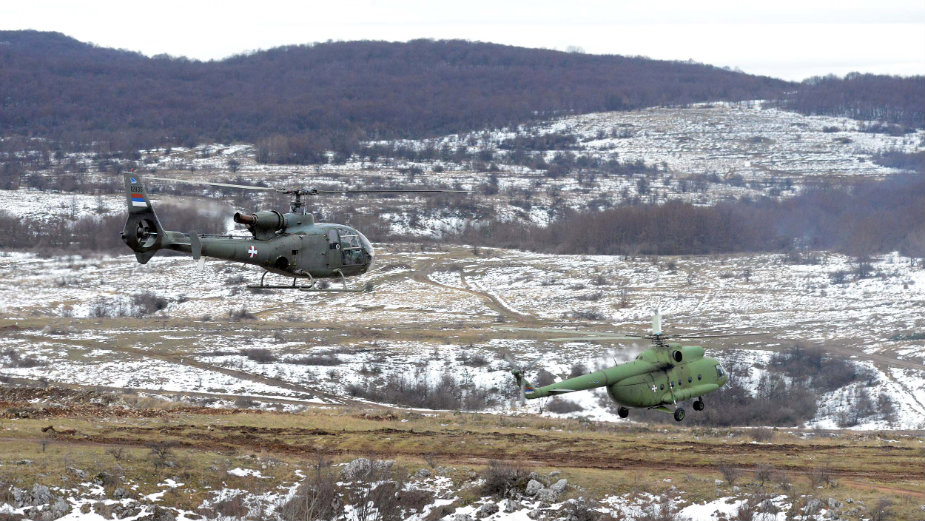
289, 354, 342, 366
343, 459, 421, 521
829, 270, 849, 285
241, 348, 276, 363
347, 372, 499, 411
576, 291, 604, 301
481, 460, 529, 498
748, 427, 774, 442
211, 493, 249, 519
770, 345, 868, 393
199, 349, 237, 357
280, 459, 342, 521
718, 462, 742, 486
753, 464, 775, 487
568, 309, 605, 321
535, 368, 556, 387
636, 494, 681, 521
224, 274, 246, 285
837, 386, 877, 427
228, 306, 256, 321
783, 249, 821, 265
561, 498, 615, 521
105, 447, 125, 461
423, 453, 437, 469
618, 288, 630, 308
457, 351, 490, 368
147, 442, 174, 472
131, 291, 168, 316
568, 362, 588, 378
235, 396, 256, 409
870, 497, 894, 521
395, 488, 434, 514
88, 297, 130, 318
808, 466, 836, 489
2, 349, 46, 368
545, 399, 584, 414
732, 497, 756, 521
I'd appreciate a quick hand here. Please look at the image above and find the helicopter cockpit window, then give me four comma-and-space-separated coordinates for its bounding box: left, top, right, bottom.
327, 230, 340, 249
339, 232, 365, 266
716, 365, 725, 378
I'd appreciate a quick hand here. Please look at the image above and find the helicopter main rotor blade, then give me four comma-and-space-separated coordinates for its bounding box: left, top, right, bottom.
306, 189, 468, 194
493, 326, 637, 335
548, 335, 642, 342
147, 176, 276, 191
666, 332, 768, 339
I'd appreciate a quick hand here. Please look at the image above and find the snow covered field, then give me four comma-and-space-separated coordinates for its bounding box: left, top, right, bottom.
1, 244, 922, 430
5, 102, 921, 235
1, 103, 922, 433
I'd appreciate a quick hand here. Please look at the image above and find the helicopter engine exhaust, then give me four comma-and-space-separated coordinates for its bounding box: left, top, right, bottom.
234, 211, 285, 235
233, 212, 257, 225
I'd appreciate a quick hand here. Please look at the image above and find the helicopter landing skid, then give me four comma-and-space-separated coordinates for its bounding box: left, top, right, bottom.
299, 269, 366, 293
246, 270, 366, 292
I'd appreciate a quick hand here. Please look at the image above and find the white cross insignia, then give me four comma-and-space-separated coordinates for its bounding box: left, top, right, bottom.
651, 385, 657, 393
248, 246, 258, 258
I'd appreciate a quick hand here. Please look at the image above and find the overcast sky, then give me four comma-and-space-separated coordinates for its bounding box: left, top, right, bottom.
2, 0, 923, 81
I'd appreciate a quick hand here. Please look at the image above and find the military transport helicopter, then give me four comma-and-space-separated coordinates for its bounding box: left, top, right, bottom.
121, 172, 463, 291
503, 311, 735, 422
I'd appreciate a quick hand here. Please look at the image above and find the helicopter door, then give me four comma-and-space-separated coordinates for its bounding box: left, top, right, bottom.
339, 232, 364, 266
326, 229, 342, 269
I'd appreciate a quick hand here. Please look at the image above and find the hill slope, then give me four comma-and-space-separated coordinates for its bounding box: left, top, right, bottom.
0, 31, 790, 154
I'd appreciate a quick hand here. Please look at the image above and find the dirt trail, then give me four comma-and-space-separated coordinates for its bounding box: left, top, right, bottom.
412, 267, 518, 321
16, 330, 355, 405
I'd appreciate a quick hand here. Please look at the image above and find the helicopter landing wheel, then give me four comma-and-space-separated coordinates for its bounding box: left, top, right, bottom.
673, 407, 686, 422
618, 406, 629, 419
693, 398, 704, 411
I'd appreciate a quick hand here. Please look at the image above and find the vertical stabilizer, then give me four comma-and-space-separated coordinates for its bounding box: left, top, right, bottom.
121, 172, 166, 264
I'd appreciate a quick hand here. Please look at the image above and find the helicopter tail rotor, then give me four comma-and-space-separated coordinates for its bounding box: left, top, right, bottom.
501, 351, 543, 406
121, 172, 166, 264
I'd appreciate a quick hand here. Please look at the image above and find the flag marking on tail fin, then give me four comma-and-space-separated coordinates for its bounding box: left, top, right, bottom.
131, 193, 147, 207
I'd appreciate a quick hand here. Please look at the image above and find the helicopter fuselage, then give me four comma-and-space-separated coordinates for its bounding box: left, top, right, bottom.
160, 218, 374, 279
121, 173, 374, 280
516, 342, 728, 416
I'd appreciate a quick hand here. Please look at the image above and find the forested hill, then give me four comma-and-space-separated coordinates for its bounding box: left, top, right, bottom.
1, 30, 790, 156
3, 31, 922, 162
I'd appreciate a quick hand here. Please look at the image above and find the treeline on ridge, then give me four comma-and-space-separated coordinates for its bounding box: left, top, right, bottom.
776, 73, 925, 132
0, 30, 785, 157
444, 174, 925, 259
